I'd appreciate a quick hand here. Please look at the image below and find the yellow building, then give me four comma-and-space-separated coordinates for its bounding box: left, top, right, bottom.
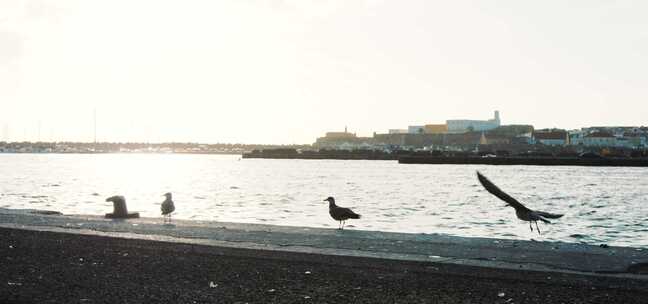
324, 132, 357, 139
424, 124, 448, 134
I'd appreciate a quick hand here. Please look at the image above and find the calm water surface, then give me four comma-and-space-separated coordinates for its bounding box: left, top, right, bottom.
1, 153, 647, 247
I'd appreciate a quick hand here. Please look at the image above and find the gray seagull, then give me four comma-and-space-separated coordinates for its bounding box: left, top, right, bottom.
161, 192, 175, 223
324, 196, 361, 230
476, 171, 563, 235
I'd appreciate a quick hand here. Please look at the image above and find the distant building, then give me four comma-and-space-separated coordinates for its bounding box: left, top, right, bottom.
408, 126, 425, 134
314, 127, 373, 149
424, 124, 448, 134
533, 129, 568, 146
447, 111, 501, 133
582, 131, 615, 147
512, 134, 534, 145
324, 126, 356, 139
479, 132, 488, 145
568, 129, 587, 145
388, 129, 408, 134
623, 132, 646, 148
324, 132, 356, 139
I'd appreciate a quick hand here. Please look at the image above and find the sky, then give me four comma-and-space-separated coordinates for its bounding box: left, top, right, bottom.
1, 0, 647, 144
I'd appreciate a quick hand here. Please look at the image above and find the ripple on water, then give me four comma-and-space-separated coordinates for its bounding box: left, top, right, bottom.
2, 155, 648, 246
578, 210, 597, 216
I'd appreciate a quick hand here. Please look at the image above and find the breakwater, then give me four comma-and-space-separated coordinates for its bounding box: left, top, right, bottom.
242, 149, 399, 160
242, 149, 648, 167
398, 155, 648, 167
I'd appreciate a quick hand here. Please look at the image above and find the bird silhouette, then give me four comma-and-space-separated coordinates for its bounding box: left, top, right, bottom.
324, 197, 361, 230
476, 171, 563, 235
161, 192, 175, 224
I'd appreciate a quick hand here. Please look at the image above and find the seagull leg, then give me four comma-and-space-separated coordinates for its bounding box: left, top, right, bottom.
342, 221, 346, 230
529, 222, 533, 231
535, 221, 541, 235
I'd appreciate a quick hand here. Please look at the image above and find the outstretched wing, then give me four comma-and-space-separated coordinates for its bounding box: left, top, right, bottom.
476, 171, 530, 212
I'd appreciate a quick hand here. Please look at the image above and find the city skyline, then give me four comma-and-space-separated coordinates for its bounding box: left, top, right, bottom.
2, 1, 648, 144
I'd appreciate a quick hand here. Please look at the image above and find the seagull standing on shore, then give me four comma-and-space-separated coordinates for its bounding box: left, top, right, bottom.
161, 192, 175, 224
324, 197, 361, 230
476, 171, 563, 235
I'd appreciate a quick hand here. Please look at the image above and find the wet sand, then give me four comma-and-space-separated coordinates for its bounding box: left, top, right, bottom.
1, 227, 646, 304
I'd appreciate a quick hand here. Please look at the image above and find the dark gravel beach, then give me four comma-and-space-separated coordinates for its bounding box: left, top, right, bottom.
1, 227, 646, 304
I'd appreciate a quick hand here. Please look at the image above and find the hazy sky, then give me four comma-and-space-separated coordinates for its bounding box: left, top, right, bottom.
1, 0, 647, 144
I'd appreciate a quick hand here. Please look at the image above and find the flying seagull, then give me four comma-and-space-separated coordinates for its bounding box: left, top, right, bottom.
161, 192, 175, 224
324, 197, 361, 230
476, 171, 563, 235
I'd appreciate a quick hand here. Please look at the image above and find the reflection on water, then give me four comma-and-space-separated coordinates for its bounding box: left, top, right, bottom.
1, 153, 648, 247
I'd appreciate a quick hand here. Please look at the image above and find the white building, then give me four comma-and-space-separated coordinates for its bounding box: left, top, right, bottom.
408, 126, 425, 134
446, 111, 501, 133
582, 132, 616, 147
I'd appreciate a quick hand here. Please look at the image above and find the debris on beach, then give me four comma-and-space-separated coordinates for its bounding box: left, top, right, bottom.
209, 281, 218, 288
304, 271, 311, 274
498, 292, 506, 297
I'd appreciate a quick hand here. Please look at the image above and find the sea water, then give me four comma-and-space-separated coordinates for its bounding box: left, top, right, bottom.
1, 153, 647, 247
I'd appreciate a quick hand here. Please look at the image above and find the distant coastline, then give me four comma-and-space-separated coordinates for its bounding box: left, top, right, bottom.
243, 148, 648, 167
0, 141, 309, 155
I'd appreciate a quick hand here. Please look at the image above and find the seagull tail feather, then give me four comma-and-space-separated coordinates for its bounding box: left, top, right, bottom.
535, 211, 564, 219
538, 217, 551, 224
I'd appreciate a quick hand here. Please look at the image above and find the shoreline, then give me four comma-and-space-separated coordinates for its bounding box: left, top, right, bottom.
2, 227, 648, 303
1, 210, 647, 302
